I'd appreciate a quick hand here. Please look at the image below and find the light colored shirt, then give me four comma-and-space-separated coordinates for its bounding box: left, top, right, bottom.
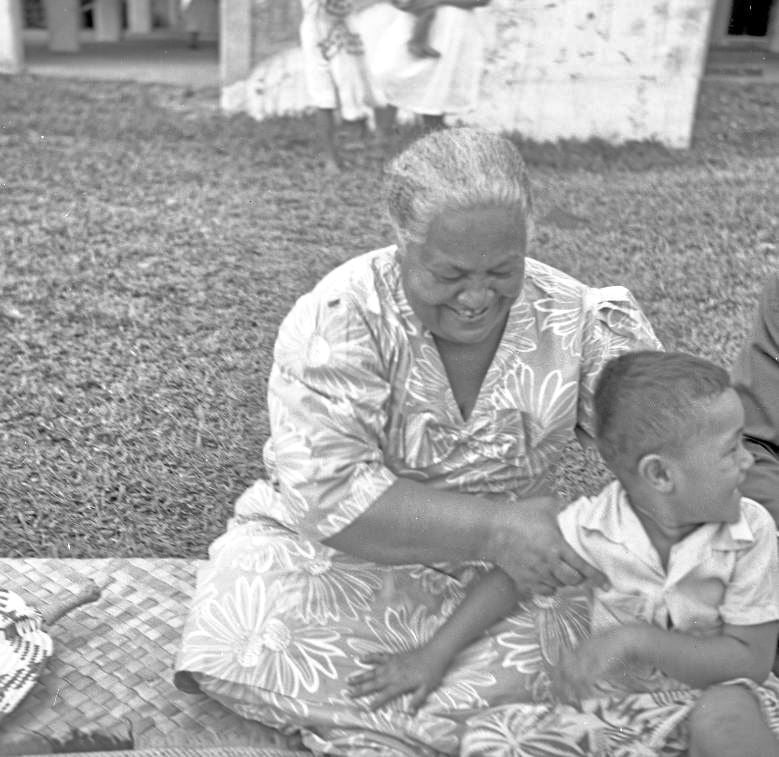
559, 480, 779, 636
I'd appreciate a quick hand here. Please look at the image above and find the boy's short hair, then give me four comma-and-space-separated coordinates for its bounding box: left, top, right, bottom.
594, 351, 731, 476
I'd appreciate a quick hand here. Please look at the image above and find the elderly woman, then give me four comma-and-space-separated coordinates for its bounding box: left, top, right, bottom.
175, 128, 661, 755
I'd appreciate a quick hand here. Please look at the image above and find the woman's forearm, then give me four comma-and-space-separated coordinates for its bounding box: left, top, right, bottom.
323, 478, 603, 596
322, 478, 496, 565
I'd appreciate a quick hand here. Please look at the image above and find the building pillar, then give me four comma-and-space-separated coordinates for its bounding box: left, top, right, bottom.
710, 0, 733, 44
220, 0, 252, 111
94, 0, 122, 42
44, 0, 80, 52
0, 0, 23, 73
166, 0, 181, 30
127, 0, 153, 34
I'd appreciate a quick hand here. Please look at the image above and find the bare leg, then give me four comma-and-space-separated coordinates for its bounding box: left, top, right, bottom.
314, 108, 340, 172
688, 685, 779, 757
408, 10, 440, 58
374, 105, 397, 155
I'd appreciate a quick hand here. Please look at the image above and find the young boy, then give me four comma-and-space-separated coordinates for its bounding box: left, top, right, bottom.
348, 351, 779, 756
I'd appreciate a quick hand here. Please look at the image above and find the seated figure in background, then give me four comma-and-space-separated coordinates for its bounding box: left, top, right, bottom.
732, 272, 779, 526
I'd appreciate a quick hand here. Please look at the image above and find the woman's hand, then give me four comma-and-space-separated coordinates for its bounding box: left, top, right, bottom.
486, 496, 608, 597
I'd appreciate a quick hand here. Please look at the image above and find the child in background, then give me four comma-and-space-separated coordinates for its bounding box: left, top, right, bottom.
733, 272, 779, 524
300, 0, 392, 171
348, 351, 779, 756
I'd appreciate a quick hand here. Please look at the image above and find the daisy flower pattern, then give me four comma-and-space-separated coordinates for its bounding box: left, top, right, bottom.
295, 550, 384, 624
181, 575, 346, 697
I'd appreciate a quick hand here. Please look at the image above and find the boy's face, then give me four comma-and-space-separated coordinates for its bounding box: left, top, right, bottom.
669, 388, 754, 525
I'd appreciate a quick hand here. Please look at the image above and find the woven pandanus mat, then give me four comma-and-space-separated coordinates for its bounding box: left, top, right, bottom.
0, 558, 310, 756
42, 750, 304, 757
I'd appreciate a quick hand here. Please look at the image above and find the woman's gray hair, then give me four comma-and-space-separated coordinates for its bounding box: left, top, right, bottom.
385, 127, 534, 250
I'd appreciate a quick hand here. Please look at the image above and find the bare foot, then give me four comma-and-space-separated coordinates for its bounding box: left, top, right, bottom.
407, 40, 440, 59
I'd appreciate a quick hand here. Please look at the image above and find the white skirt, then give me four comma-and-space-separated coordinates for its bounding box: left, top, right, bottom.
356, 3, 493, 116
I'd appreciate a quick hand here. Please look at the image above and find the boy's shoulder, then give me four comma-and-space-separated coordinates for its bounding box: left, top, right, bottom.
557, 480, 624, 533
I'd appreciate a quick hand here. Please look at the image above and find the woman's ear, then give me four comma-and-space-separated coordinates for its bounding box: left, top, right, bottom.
637, 453, 674, 493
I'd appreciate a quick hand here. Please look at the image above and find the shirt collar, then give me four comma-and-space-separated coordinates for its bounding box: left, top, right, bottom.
580, 480, 756, 553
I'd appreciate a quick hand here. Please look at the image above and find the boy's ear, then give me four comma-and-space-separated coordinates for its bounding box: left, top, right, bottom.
637, 453, 674, 493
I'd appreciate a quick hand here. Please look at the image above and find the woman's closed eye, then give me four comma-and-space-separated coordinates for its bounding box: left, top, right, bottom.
436, 273, 463, 283
434, 269, 515, 283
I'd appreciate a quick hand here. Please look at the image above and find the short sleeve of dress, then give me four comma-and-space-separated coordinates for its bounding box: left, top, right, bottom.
719, 499, 779, 627
266, 286, 397, 542
576, 286, 663, 440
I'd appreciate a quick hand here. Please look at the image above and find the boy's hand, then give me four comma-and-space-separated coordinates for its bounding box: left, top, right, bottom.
552, 626, 635, 704
347, 646, 449, 713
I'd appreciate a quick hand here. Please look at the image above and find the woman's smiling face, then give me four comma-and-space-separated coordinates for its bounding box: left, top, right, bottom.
400, 204, 527, 345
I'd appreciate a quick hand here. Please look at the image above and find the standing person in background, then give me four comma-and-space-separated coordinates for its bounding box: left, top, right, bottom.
300, 0, 394, 172
732, 273, 779, 525
359, 0, 492, 130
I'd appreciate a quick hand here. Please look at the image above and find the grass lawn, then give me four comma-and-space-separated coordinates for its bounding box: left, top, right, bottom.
0, 74, 777, 559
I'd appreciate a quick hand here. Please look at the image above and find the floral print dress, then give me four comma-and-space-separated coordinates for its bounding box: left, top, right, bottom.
175, 246, 661, 756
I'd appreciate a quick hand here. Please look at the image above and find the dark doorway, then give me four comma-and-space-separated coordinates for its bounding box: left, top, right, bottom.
728, 0, 775, 37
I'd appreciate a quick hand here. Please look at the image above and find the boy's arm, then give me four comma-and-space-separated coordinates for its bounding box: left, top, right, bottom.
627, 620, 777, 687
424, 566, 520, 661
557, 620, 779, 702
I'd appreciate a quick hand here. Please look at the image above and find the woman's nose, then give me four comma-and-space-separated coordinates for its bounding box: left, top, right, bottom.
457, 282, 491, 310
